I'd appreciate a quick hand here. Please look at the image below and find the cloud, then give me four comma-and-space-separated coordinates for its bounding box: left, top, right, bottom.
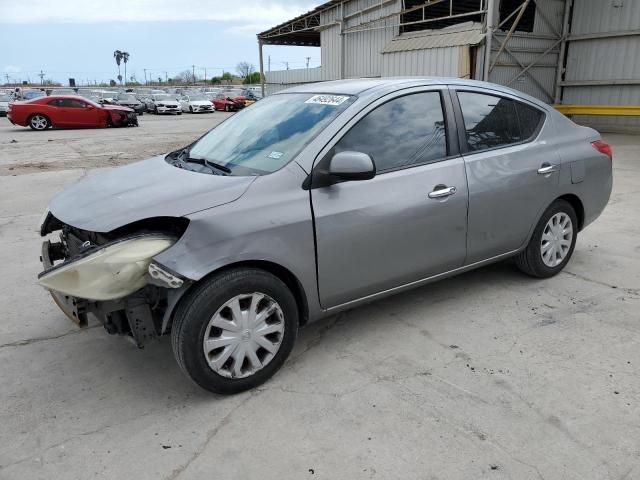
0, 0, 316, 25
3, 65, 22, 73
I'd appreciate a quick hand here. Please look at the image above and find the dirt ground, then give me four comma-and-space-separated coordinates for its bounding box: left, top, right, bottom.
0, 114, 638, 480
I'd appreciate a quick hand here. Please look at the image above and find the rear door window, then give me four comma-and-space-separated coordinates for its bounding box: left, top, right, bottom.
457, 91, 544, 152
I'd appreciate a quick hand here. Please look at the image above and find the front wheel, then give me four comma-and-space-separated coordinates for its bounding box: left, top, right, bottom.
171, 268, 299, 394
515, 199, 578, 278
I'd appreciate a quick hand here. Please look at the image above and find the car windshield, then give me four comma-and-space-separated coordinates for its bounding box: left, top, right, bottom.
225, 90, 244, 96
153, 94, 173, 100
0, 95, 10, 101
188, 95, 208, 101
118, 95, 136, 101
186, 93, 354, 176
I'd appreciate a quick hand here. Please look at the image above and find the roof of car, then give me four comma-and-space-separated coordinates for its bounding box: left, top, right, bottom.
277, 77, 550, 110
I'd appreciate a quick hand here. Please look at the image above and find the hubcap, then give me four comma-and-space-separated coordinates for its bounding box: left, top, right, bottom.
202, 293, 285, 379
541, 212, 573, 267
31, 115, 47, 130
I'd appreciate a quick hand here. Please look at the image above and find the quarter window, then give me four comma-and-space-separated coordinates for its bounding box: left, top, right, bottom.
458, 92, 543, 152
334, 92, 447, 172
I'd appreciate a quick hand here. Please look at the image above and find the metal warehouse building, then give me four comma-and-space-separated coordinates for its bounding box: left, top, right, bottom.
257, 0, 640, 132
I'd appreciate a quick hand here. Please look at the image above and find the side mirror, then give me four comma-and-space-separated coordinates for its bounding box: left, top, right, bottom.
329, 151, 376, 181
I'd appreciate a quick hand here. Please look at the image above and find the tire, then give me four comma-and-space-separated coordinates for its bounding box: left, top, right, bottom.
189, 106, 193, 113
177, 112, 182, 115
28, 114, 50, 130
172, 268, 299, 394
225, 104, 230, 112
515, 199, 578, 278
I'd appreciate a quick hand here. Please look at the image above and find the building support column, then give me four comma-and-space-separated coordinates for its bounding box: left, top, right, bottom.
258, 38, 265, 97
554, 0, 573, 103
483, 0, 497, 81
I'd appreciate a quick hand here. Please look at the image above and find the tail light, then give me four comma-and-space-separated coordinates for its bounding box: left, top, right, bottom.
591, 140, 612, 161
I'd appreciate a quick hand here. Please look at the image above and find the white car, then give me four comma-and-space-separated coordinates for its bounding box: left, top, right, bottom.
150, 94, 181, 115
180, 94, 214, 113
0, 94, 10, 116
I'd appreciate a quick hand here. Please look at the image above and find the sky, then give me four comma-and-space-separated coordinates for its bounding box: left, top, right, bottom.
0, 0, 322, 86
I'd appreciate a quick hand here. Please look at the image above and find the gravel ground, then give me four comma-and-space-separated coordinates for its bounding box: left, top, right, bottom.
0, 114, 638, 480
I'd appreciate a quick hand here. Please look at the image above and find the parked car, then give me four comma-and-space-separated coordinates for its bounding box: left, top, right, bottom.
96, 91, 119, 103
0, 94, 11, 116
241, 89, 261, 105
37, 79, 612, 394
7, 95, 137, 130
49, 88, 77, 96
23, 89, 46, 100
180, 94, 214, 113
212, 91, 245, 111
115, 93, 145, 115
149, 94, 181, 115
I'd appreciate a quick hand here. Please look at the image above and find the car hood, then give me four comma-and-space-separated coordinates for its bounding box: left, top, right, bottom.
102, 104, 134, 112
49, 155, 256, 233
155, 100, 179, 104
189, 101, 212, 106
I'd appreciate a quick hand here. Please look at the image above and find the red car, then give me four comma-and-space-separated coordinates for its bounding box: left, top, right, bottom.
7, 95, 138, 130
212, 91, 246, 112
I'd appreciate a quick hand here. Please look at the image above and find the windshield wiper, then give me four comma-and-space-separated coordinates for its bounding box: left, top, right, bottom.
179, 150, 231, 174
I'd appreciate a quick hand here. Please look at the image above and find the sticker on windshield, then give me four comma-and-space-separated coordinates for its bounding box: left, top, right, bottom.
268, 151, 284, 159
305, 95, 349, 106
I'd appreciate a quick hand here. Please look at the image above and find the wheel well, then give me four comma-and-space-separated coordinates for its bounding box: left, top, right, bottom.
557, 194, 585, 230
198, 261, 309, 326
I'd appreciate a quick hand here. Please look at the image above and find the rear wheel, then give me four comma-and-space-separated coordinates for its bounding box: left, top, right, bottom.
189, 106, 193, 113
515, 199, 577, 278
28, 114, 50, 130
172, 268, 298, 394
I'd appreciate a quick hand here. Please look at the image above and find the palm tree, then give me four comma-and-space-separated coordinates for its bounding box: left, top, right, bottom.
113, 50, 123, 85
122, 51, 130, 86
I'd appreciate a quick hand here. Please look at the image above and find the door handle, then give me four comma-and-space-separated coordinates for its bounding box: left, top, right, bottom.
428, 186, 457, 199
537, 164, 558, 175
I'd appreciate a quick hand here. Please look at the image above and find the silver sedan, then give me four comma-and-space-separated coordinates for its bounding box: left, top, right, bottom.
38, 78, 612, 394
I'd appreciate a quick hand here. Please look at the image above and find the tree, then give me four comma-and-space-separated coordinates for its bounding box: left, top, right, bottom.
122, 51, 130, 86
236, 62, 254, 80
244, 72, 261, 85
113, 50, 123, 84
221, 71, 233, 84
210, 76, 221, 85
177, 69, 196, 84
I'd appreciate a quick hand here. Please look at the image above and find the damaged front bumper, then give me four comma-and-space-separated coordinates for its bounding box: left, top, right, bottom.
38, 215, 190, 347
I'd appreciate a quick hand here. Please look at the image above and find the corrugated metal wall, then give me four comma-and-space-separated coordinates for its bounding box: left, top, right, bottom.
381, 46, 464, 76
561, 0, 640, 132
488, 0, 565, 102
342, 0, 401, 78
264, 68, 325, 94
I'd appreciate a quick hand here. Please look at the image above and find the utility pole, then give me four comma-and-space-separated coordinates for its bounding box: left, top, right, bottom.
163, 71, 168, 83
204, 68, 207, 83
268, 55, 271, 72
143, 68, 147, 86
4, 73, 9, 85
192, 64, 196, 85
285, 62, 289, 70
306, 57, 311, 69
38, 70, 45, 85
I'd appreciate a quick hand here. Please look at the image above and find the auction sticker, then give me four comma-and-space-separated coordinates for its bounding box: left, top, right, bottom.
268, 151, 284, 159
305, 95, 350, 106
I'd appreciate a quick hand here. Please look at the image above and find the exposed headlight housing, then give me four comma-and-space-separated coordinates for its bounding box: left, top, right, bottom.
38, 235, 175, 301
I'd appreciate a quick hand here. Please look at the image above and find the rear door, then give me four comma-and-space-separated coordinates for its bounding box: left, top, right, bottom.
451, 88, 560, 264
311, 88, 469, 308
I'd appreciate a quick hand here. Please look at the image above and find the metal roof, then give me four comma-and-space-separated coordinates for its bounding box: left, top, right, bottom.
382, 22, 485, 53
257, 0, 342, 46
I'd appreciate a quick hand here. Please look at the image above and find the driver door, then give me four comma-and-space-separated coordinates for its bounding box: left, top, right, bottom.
311, 88, 469, 308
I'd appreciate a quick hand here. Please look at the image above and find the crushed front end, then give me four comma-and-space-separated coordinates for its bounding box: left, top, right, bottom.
38, 212, 190, 347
